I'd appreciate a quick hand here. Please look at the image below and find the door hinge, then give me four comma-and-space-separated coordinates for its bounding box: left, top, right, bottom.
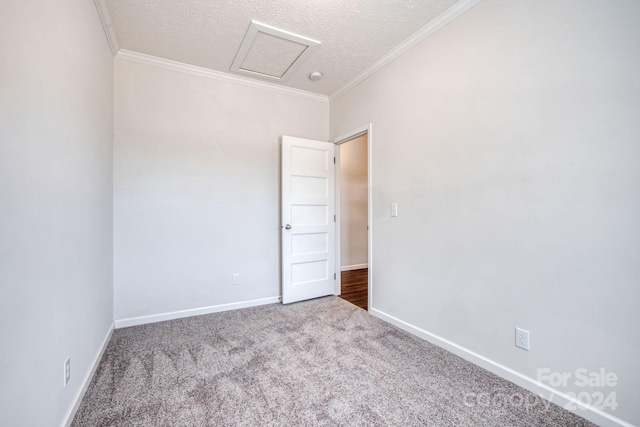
334, 214, 336, 222
334, 273, 336, 280
333, 157, 336, 164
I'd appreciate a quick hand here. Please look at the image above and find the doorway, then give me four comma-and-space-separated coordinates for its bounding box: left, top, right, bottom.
335, 126, 371, 310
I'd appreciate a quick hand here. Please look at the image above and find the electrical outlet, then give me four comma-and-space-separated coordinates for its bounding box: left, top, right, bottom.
232, 273, 240, 285
64, 357, 70, 386
515, 327, 530, 351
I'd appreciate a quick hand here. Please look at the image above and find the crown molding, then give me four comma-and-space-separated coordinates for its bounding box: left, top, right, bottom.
98, 0, 480, 103
115, 50, 329, 103
329, 0, 483, 101
94, 0, 120, 56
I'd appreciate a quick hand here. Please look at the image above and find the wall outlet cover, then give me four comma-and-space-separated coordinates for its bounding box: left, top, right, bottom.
64, 357, 71, 386
515, 327, 530, 351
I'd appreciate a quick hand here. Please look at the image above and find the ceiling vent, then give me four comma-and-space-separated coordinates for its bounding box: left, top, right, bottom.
231, 21, 320, 81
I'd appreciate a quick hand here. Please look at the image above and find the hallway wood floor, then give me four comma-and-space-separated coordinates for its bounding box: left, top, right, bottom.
339, 268, 368, 310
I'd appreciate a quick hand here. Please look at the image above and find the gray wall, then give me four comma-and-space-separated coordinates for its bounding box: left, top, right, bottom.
113, 59, 329, 322
2, 0, 639, 425
0, 0, 114, 425
331, 0, 640, 424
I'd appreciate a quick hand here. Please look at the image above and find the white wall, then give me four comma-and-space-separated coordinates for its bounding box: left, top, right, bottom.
331, 0, 640, 425
113, 59, 329, 322
340, 134, 368, 269
0, 0, 114, 425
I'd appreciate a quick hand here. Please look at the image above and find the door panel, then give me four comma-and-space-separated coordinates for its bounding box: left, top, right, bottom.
282, 136, 336, 304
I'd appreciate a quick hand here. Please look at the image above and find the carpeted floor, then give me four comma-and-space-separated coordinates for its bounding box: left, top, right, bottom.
72, 297, 593, 426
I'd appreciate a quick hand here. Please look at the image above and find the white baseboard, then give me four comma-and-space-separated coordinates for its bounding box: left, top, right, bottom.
114, 296, 281, 329
369, 308, 632, 427
341, 263, 368, 272
61, 323, 114, 427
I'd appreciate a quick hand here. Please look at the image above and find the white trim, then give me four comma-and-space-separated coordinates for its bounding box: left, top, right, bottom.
231, 20, 320, 82
329, 0, 483, 101
115, 50, 329, 103
93, 0, 119, 56
334, 145, 342, 296
114, 296, 280, 329
94, 0, 478, 102
61, 323, 114, 427
366, 124, 373, 312
333, 125, 370, 145
367, 123, 373, 307
341, 263, 368, 272
370, 308, 633, 427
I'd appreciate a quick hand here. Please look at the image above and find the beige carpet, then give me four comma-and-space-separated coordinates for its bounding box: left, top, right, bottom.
72, 296, 593, 426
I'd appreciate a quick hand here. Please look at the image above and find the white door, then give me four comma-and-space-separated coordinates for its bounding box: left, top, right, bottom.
281, 135, 336, 304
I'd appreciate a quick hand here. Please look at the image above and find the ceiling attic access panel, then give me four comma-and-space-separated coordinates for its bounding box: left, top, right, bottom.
230, 20, 320, 81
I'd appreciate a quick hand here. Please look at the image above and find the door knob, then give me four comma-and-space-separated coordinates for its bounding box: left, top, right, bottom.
285, 224, 292, 230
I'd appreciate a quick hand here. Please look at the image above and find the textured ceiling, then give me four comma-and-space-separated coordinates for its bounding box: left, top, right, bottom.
240, 32, 307, 78
105, 0, 461, 96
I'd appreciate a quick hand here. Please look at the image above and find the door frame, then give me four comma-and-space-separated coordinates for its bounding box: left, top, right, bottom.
333, 123, 373, 311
